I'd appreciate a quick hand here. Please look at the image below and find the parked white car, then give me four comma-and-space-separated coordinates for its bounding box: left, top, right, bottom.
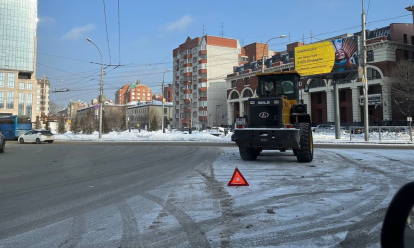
18, 130, 55, 144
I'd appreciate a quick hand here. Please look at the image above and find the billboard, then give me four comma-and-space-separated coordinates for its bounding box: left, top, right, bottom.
295, 36, 359, 76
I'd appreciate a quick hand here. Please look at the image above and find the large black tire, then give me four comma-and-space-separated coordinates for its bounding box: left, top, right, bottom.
295, 123, 314, 162
19, 138, 24, 144
239, 147, 258, 161
35, 138, 41, 144
0, 140, 4, 153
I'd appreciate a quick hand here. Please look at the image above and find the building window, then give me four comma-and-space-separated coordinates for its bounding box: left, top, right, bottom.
367, 50, 374, 62
193, 57, 197, 63
8, 73, 15, 88
317, 109, 323, 123
6, 92, 14, 109
231, 80, 236, 88
18, 93, 24, 115
193, 66, 197, 72
245, 78, 250, 85
405, 50, 409, 60
404, 34, 408, 44
0, 73, 4, 87
27, 83, 33, 90
19, 83, 24, 89
412, 36, 414, 45
340, 90, 346, 102
0, 92, 4, 108
164, 108, 167, 114
367, 68, 381, 80
317, 92, 322, 104
340, 107, 347, 122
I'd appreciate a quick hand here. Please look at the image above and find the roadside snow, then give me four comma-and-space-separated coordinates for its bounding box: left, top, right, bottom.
53, 130, 414, 144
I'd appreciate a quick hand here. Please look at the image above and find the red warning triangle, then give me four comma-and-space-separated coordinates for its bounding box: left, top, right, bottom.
227, 167, 249, 186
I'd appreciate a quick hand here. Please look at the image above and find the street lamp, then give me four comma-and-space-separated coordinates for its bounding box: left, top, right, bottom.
86, 38, 104, 139
162, 69, 171, 133
262, 35, 286, 73
216, 104, 221, 127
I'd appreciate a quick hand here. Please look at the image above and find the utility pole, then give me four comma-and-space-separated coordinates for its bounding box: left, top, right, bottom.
162, 69, 170, 133
362, 0, 369, 141
333, 76, 341, 139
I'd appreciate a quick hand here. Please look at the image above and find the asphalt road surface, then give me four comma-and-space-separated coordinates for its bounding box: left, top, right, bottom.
0, 141, 413, 247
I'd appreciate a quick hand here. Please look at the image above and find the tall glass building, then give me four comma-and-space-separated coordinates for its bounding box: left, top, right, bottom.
0, 0, 37, 72
0, 0, 40, 122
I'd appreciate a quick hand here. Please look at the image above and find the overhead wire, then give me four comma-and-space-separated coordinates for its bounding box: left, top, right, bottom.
117, 0, 121, 65
102, 0, 112, 65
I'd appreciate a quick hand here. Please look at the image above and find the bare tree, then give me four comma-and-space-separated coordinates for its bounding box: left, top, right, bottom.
385, 60, 414, 119
49, 101, 65, 115
105, 108, 126, 131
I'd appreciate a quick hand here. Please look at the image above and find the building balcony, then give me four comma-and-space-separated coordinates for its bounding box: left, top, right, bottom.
184, 63, 192, 67
199, 116, 208, 121
199, 87, 207, 92
176, 101, 180, 105
183, 89, 192, 94
184, 108, 191, 113
183, 72, 192, 77
176, 75, 179, 79
198, 69, 207, 74
183, 81, 192, 85
199, 59, 207, 64
198, 78, 207, 83
184, 54, 192, 59
199, 107, 207, 111
199, 50, 207, 55
199, 97, 207, 101
183, 99, 191, 103
176, 109, 179, 113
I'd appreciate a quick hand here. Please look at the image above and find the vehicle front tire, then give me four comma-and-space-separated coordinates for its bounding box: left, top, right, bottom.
239, 147, 258, 161
0, 141, 5, 153
47, 141, 54, 143
19, 138, 24, 144
35, 138, 41, 144
295, 123, 314, 163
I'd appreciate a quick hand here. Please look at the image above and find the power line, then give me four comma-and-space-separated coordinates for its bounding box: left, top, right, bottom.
117, 0, 121, 64
102, 0, 112, 65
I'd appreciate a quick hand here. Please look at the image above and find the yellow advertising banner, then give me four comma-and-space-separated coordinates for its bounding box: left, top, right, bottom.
295, 41, 335, 76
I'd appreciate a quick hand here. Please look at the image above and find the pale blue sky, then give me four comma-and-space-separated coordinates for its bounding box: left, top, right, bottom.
36, 0, 414, 105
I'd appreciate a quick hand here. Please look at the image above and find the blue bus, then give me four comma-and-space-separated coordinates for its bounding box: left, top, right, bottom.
0, 115, 32, 140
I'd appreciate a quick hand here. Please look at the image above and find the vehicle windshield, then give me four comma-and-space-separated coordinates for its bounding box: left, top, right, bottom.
1, 2, 412, 248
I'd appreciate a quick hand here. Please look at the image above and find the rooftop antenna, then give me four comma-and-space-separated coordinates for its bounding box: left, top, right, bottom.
220, 22, 224, 37
202, 25, 205, 36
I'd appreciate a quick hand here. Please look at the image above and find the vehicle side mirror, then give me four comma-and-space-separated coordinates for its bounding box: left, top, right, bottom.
381, 181, 414, 248
304, 84, 309, 93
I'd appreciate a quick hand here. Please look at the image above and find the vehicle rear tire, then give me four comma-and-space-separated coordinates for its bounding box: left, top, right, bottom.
295, 123, 313, 163
35, 138, 41, 144
19, 138, 24, 144
47, 141, 54, 143
293, 149, 298, 156
0, 141, 4, 153
239, 147, 258, 161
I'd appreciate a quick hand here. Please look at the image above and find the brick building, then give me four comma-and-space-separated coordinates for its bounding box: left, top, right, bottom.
226, 23, 414, 127
115, 81, 153, 104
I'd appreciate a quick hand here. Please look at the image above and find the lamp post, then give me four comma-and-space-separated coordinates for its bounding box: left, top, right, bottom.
162, 69, 171, 133
86, 38, 104, 139
216, 104, 221, 127
262, 35, 286, 73
188, 98, 192, 134
361, 1, 369, 141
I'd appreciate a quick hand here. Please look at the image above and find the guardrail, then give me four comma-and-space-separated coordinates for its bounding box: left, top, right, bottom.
349, 126, 413, 142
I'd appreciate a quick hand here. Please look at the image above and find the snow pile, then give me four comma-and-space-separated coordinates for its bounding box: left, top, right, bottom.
54, 130, 232, 142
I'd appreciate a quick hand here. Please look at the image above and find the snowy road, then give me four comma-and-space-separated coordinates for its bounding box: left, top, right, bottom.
0, 142, 413, 247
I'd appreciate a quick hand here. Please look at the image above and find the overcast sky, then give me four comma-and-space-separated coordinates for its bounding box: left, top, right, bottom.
36, 0, 414, 106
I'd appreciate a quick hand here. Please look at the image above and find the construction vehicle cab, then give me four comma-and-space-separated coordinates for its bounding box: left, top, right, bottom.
233, 71, 313, 162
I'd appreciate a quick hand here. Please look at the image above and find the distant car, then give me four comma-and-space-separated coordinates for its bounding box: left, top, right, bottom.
0, 130, 5, 153
314, 124, 334, 133
18, 130, 55, 144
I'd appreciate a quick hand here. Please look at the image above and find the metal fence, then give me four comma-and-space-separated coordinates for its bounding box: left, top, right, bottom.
349, 126, 413, 142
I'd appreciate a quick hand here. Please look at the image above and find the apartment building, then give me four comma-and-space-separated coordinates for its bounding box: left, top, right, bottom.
173, 35, 241, 130
0, 0, 39, 122
115, 81, 153, 104
37, 75, 50, 117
